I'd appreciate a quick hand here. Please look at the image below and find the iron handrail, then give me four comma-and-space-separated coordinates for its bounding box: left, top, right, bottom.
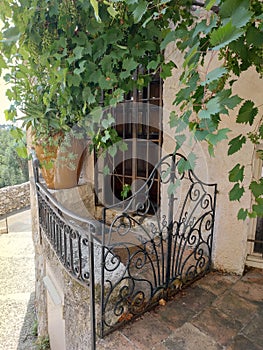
31, 149, 97, 350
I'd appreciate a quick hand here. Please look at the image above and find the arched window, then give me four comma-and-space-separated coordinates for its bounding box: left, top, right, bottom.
95, 72, 162, 211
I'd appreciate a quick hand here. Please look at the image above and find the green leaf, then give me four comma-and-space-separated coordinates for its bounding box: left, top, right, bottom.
188, 152, 197, 170
103, 165, 110, 175
228, 164, 245, 183
237, 208, 248, 220
160, 61, 176, 79
101, 129, 111, 143
101, 114, 115, 129
175, 86, 193, 104
229, 183, 245, 201
74, 60, 86, 75
248, 211, 258, 219
206, 97, 225, 115
100, 55, 112, 73
210, 21, 244, 51
160, 31, 177, 51
161, 167, 171, 181
169, 111, 178, 128
206, 128, 230, 146
236, 101, 258, 126
133, 1, 148, 23
90, 0, 101, 22
82, 86, 96, 104
16, 146, 28, 159
247, 26, 263, 48
177, 152, 196, 174
249, 179, 263, 198
220, 0, 249, 18
109, 88, 125, 105
193, 16, 217, 37
198, 109, 211, 120
219, 0, 252, 28
183, 43, 199, 68
199, 96, 226, 119
121, 184, 131, 199
259, 124, 263, 139
174, 134, 186, 152
205, 0, 217, 11
108, 143, 117, 157
252, 198, 263, 217
107, 4, 118, 18
228, 134, 246, 155
147, 58, 160, 71
122, 58, 138, 74
223, 95, 243, 110
3, 26, 20, 43
231, 7, 253, 29
168, 179, 181, 196
118, 141, 128, 152
67, 74, 81, 87
0, 55, 7, 73
89, 107, 103, 123
201, 67, 227, 86
257, 150, 263, 160
98, 74, 116, 89
73, 46, 84, 60
170, 113, 188, 133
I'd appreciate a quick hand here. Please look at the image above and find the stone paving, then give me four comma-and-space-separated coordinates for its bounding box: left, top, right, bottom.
97, 268, 263, 350
1, 209, 263, 350
0, 210, 37, 350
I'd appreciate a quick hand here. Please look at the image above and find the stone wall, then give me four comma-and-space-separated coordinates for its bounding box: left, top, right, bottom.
0, 182, 30, 216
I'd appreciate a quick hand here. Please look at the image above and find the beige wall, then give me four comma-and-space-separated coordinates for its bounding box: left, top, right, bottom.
164, 44, 263, 274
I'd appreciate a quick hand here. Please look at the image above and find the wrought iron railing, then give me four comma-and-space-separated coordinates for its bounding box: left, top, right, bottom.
32, 151, 217, 349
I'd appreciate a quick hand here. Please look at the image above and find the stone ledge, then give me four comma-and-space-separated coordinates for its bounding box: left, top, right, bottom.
0, 182, 30, 217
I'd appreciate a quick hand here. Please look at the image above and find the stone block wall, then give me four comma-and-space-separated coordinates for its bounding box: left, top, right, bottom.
0, 182, 30, 216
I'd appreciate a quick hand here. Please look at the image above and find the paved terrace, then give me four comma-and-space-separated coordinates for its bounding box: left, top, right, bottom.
0, 210, 36, 350
0, 209, 263, 350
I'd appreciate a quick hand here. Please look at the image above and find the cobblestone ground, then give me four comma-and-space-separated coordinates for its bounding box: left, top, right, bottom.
0, 210, 38, 350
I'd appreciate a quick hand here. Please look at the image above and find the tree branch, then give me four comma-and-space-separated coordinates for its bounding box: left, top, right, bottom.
192, 1, 220, 14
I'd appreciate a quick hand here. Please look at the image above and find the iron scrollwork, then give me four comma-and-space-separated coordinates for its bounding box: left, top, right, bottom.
32, 150, 217, 343
101, 153, 217, 336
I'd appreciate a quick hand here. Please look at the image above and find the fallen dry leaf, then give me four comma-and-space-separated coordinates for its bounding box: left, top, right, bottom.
159, 298, 166, 306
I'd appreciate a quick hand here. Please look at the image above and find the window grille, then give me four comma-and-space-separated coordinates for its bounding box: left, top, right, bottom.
94, 71, 163, 210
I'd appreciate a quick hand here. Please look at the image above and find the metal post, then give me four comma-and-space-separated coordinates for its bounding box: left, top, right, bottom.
89, 234, 96, 350
100, 208, 106, 338
165, 154, 176, 288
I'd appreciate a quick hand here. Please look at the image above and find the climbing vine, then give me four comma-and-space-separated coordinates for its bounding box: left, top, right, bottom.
0, 0, 262, 218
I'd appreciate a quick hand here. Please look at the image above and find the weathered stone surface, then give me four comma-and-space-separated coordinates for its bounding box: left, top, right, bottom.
242, 312, 263, 348
162, 323, 222, 350
0, 211, 37, 350
192, 306, 243, 346
120, 312, 172, 350
0, 182, 30, 217
225, 335, 263, 350
212, 291, 259, 325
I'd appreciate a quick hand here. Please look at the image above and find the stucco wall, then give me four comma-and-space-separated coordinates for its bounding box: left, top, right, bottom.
163, 44, 263, 274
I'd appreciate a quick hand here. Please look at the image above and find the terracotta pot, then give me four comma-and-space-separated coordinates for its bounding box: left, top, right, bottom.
34, 135, 86, 190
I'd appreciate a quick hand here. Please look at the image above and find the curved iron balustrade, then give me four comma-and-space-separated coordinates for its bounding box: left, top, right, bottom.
32, 151, 217, 347
32, 151, 98, 349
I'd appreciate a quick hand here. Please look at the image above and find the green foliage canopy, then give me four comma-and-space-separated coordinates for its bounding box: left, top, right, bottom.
0, 0, 262, 218
0, 126, 29, 188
